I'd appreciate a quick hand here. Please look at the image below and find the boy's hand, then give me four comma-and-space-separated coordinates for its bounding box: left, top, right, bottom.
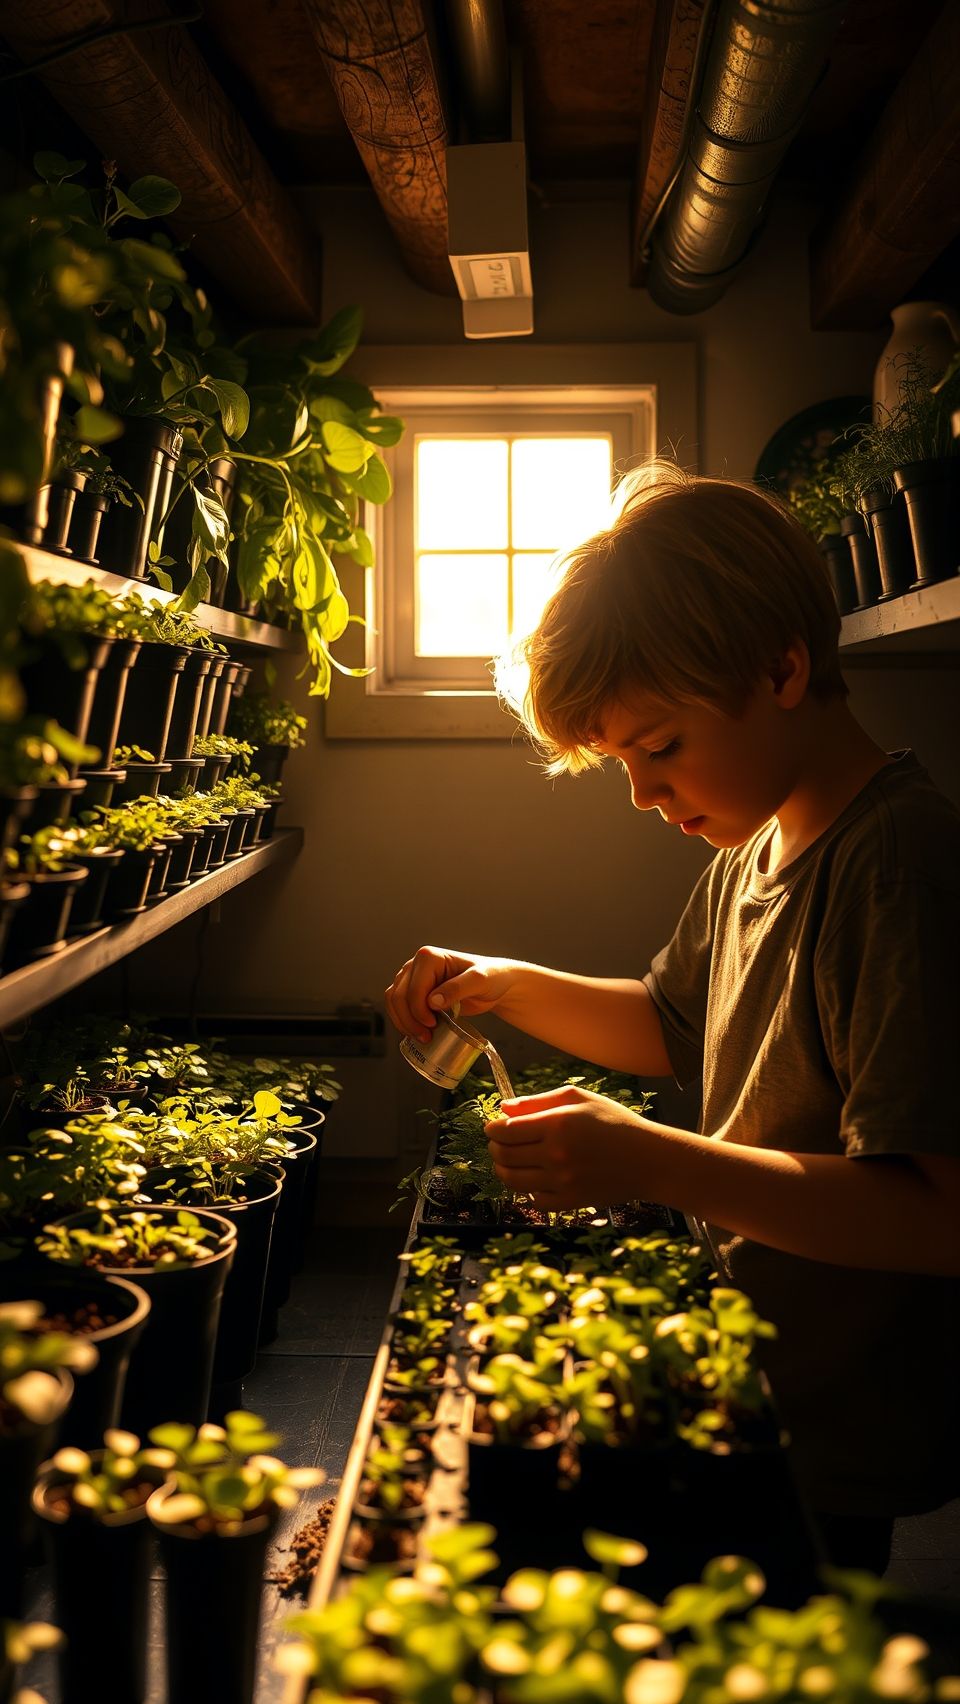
484, 1085, 656, 1209
385, 946, 519, 1044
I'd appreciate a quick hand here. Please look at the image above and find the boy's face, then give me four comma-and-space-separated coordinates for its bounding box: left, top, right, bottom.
594, 685, 800, 849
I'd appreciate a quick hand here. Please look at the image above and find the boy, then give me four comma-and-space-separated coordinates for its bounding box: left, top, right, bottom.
385, 461, 960, 1573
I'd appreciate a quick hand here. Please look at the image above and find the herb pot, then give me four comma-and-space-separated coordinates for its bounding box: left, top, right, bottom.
83, 639, 142, 773
193, 654, 226, 744
145, 838, 174, 903
21, 776, 87, 832
573, 1436, 682, 1596
16, 1092, 109, 1141
188, 821, 215, 877
164, 649, 214, 760
114, 642, 190, 763
818, 534, 857, 617
21, 633, 113, 766
840, 512, 881, 610
258, 1130, 318, 1345
207, 658, 240, 737
67, 846, 123, 935
245, 801, 270, 849
198, 751, 230, 788
37, 469, 87, 554
18, 344, 74, 544
893, 458, 960, 587
148, 1483, 275, 1704
1, 1270, 151, 1448
67, 485, 111, 565
6, 865, 88, 966
291, 1109, 326, 1274
140, 1166, 281, 1385
163, 755, 202, 794
259, 797, 282, 841
464, 1392, 568, 1577
33, 1454, 165, 1704
38, 1203, 236, 1435
165, 826, 201, 891
205, 816, 231, 869
111, 760, 172, 804
861, 488, 915, 600
0, 880, 29, 974
96, 417, 183, 580
246, 742, 289, 787
76, 766, 125, 810
224, 807, 256, 859
0, 787, 37, 858
0, 1365, 74, 1618
672, 1436, 822, 1608
101, 847, 158, 921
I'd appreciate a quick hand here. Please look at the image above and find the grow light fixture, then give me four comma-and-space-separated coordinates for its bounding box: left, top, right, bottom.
446, 52, 532, 339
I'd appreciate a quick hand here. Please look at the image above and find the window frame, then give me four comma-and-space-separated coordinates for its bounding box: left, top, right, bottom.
324, 343, 699, 740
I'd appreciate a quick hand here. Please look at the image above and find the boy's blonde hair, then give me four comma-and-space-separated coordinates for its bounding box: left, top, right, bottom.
510, 459, 847, 775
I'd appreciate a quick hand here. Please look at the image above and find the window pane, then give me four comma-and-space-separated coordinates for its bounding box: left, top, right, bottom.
417, 439, 508, 550
511, 553, 559, 642
511, 437, 613, 549
416, 553, 508, 655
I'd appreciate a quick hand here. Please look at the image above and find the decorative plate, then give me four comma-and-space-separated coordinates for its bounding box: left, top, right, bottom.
754, 395, 871, 497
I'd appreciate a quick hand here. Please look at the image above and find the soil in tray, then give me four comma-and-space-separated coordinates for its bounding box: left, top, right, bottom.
608, 1200, 681, 1232
420, 1179, 606, 1234
356, 1476, 428, 1516
267, 1497, 338, 1597
34, 1301, 123, 1335
343, 1521, 419, 1569
376, 1393, 442, 1428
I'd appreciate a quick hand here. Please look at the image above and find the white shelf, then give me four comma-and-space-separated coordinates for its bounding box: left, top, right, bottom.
840, 575, 960, 656
19, 543, 301, 654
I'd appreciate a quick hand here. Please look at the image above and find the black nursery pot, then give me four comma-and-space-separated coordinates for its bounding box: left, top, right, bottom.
0, 880, 29, 975
111, 761, 172, 804
145, 838, 175, 903
894, 458, 960, 587
36, 469, 86, 554
38, 1204, 236, 1436
6, 866, 88, 966
207, 658, 240, 737
465, 1397, 567, 1578
163, 755, 203, 794
33, 1462, 161, 1704
66, 847, 123, 936
861, 488, 916, 601
291, 1109, 325, 1274
96, 416, 183, 580
197, 751, 230, 789
224, 807, 256, 859
101, 846, 159, 921
840, 512, 881, 610
819, 533, 857, 617
248, 742, 290, 787
20, 633, 113, 762
67, 484, 110, 565
83, 638, 142, 775
114, 642, 190, 763
0, 787, 37, 858
21, 776, 87, 833
75, 766, 125, 811
573, 1438, 682, 1598
194, 654, 227, 743
164, 648, 214, 760
672, 1437, 823, 1609
140, 1166, 281, 1386
165, 825, 201, 891
258, 797, 282, 842
205, 816, 231, 869
149, 1486, 275, 1704
258, 1130, 318, 1346
0, 1269, 151, 1449
0, 1368, 74, 1619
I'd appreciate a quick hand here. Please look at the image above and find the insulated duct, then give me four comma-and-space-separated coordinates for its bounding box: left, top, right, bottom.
646, 0, 846, 314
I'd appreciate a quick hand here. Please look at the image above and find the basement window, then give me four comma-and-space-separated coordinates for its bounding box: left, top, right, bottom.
324, 348, 697, 739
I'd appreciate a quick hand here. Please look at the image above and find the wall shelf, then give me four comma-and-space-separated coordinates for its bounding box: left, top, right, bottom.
18, 543, 301, 654
0, 827, 302, 1027
840, 576, 960, 657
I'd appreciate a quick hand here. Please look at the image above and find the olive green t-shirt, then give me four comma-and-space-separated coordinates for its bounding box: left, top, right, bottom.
643, 750, 960, 1517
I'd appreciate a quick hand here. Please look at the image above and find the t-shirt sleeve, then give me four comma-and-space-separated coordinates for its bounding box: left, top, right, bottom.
642, 856, 721, 1088
816, 876, 960, 1158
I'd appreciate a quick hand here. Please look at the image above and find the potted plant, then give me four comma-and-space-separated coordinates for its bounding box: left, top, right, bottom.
146, 1410, 324, 1704
464, 1344, 570, 1578
83, 798, 164, 917
787, 471, 859, 615
5, 826, 88, 966
0, 1298, 96, 1617
878, 349, 960, 587
354, 1423, 430, 1522
35, 1204, 236, 1434
227, 691, 306, 786
32, 1427, 176, 1704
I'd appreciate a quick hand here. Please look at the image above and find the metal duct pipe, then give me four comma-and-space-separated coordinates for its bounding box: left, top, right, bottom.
647, 0, 846, 314
444, 0, 510, 141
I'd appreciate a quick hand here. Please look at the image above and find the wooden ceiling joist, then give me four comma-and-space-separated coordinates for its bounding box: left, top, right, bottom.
0, 0, 323, 325
631, 0, 705, 286
809, 0, 960, 328
300, 0, 455, 296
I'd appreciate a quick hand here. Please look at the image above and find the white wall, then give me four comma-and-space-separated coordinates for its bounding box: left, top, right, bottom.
134, 182, 957, 1177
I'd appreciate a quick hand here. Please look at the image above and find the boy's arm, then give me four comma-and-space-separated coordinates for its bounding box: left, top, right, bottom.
486, 1088, 960, 1279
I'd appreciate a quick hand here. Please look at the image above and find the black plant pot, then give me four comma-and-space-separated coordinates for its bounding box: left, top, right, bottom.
96, 417, 183, 580
165, 648, 214, 760
0, 1269, 150, 1448
67, 847, 123, 936
188, 822, 215, 877
146, 838, 176, 903
840, 512, 881, 611
259, 797, 282, 841
206, 658, 240, 738
198, 752, 230, 789
20, 633, 113, 763
0, 788, 37, 858
0, 880, 29, 975
292, 1109, 326, 1274
36, 469, 86, 554
149, 1487, 275, 1704
861, 488, 916, 601
140, 1166, 281, 1385
101, 846, 159, 922
819, 534, 857, 617
165, 826, 201, 891
894, 458, 960, 588
33, 1463, 159, 1704
111, 761, 172, 805
224, 807, 255, 859
6, 866, 88, 966
67, 485, 111, 566
247, 743, 290, 787
194, 654, 227, 743
75, 766, 125, 810
83, 638, 143, 773
671, 1438, 822, 1609
572, 1438, 682, 1596
258, 1131, 318, 1345
114, 642, 190, 763
21, 776, 87, 833
38, 1204, 236, 1436
17, 346, 74, 546
205, 818, 231, 869
245, 801, 270, 848
0, 1367, 74, 1618
163, 755, 203, 795
465, 1399, 567, 1579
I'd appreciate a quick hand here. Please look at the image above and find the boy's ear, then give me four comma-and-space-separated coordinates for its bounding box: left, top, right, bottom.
768, 640, 810, 708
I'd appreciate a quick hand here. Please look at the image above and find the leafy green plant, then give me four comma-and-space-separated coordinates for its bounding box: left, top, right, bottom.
82, 798, 166, 852
468, 1347, 567, 1443
20, 1066, 97, 1113
0, 717, 97, 791
37, 1206, 224, 1268
357, 1425, 427, 1515
193, 733, 253, 763
228, 692, 307, 749
111, 744, 156, 765
17, 824, 84, 876
44, 1428, 176, 1515
0, 1121, 147, 1229
0, 1299, 97, 1427
146, 1411, 323, 1530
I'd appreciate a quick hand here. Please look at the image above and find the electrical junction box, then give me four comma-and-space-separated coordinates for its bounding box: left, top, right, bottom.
447, 137, 533, 338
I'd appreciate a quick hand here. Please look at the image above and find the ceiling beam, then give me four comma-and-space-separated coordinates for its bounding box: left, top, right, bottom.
809, 0, 960, 328
300, 0, 455, 296
0, 0, 323, 325
631, 0, 706, 285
